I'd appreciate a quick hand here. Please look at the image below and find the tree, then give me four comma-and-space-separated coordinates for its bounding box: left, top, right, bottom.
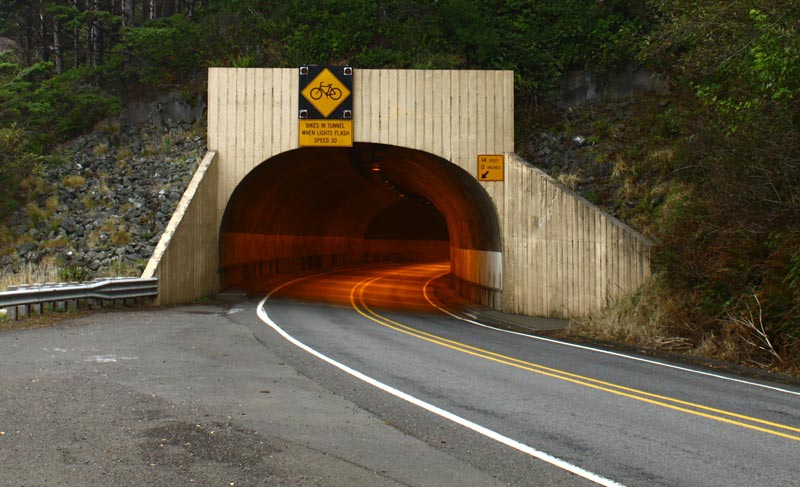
90, 0, 103, 66
53, 13, 63, 72
121, 0, 134, 27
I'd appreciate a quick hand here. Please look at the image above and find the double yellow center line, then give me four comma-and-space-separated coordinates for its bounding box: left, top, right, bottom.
349, 272, 800, 443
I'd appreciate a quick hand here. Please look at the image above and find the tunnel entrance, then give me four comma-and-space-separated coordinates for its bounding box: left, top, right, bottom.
219, 143, 501, 291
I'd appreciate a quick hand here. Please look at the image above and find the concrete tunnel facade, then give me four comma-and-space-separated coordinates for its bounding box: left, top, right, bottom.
144, 68, 652, 318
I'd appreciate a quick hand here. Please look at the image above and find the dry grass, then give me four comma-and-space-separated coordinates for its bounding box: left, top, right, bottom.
116, 147, 134, 160
92, 142, 109, 156
143, 144, 159, 157
648, 147, 675, 172
80, 193, 98, 209
62, 174, 86, 188
99, 259, 143, 278
568, 274, 693, 351
557, 172, 581, 191
94, 119, 120, 135
111, 229, 131, 246
0, 261, 61, 291
25, 203, 46, 223
18, 175, 53, 199
44, 195, 59, 212
569, 275, 800, 376
41, 236, 69, 249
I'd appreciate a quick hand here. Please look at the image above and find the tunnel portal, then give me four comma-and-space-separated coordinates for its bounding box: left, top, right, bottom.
145, 68, 651, 317
220, 143, 502, 289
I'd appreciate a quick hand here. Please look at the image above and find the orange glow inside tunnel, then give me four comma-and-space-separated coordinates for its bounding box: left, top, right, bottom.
219, 143, 501, 301
268, 262, 452, 313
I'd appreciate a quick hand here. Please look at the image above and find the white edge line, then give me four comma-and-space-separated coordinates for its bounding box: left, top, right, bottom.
422, 275, 800, 398
257, 296, 626, 487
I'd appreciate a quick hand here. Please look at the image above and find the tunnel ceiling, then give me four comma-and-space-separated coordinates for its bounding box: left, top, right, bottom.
220, 143, 501, 252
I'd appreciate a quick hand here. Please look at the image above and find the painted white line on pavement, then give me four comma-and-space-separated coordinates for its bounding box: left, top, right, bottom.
422, 274, 800, 398
257, 294, 627, 487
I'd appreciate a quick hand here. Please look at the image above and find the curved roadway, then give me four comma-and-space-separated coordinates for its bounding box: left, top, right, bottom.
255, 262, 800, 487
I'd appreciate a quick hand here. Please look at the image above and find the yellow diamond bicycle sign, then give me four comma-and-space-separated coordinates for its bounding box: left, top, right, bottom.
298, 66, 354, 147
301, 68, 351, 118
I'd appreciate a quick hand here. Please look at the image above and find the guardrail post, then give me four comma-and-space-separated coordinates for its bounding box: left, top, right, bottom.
17, 285, 30, 318
69, 283, 79, 310
29, 284, 44, 315
53, 283, 66, 312
6, 286, 17, 320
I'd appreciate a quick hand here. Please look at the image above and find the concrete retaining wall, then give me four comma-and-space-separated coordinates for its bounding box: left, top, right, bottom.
502, 153, 652, 318
142, 151, 220, 305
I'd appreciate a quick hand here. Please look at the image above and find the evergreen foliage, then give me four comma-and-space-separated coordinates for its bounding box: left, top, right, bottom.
638, 0, 800, 366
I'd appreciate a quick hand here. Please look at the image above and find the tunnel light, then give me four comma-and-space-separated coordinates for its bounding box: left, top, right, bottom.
343, 66, 353, 76
299, 109, 309, 119
343, 109, 352, 119
371, 164, 381, 172
299, 66, 309, 75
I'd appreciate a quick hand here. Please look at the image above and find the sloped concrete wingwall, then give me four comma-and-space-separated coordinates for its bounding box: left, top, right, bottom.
502, 153, 652, 318
142, 151, 220, 305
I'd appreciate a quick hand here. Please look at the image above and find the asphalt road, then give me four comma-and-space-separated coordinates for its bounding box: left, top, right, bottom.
252, 263, 800, 487
2, 262, 799, 486
0, 292, 509, 486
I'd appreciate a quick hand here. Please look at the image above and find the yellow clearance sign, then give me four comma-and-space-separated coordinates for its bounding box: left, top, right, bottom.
477, 154, 504, 181
298, 66, 353, 147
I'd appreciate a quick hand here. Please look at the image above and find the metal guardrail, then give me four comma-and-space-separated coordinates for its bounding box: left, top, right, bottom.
0, 277, 158, 320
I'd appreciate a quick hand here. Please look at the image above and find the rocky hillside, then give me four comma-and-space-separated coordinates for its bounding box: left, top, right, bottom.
2, 94, 206, 283
518, 95, 672, 241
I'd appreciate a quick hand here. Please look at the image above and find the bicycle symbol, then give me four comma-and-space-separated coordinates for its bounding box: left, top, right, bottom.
309, 81, 342, 101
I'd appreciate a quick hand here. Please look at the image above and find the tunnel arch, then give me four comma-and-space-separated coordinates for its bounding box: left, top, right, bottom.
219, 143, 502, 293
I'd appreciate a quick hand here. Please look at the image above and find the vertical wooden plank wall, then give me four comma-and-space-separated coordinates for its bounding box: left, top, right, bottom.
502, 153, 652, 317
142, 151, 219, 305
208, 68, 513, 221
209, 68, 299, 213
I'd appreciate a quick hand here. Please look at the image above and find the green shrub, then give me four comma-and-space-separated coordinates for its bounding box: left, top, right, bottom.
0, 125, 39, 217
58, 265, 90, 282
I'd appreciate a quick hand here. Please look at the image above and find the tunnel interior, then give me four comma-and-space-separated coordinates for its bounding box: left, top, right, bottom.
220, 143, 501, 290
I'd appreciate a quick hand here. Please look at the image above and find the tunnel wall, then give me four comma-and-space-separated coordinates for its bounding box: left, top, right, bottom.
142, 151, 220, 305
502, 153, 652, 318
208, 68, 513, 301
220, 233, 448, 284
451, 248, 503, 308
